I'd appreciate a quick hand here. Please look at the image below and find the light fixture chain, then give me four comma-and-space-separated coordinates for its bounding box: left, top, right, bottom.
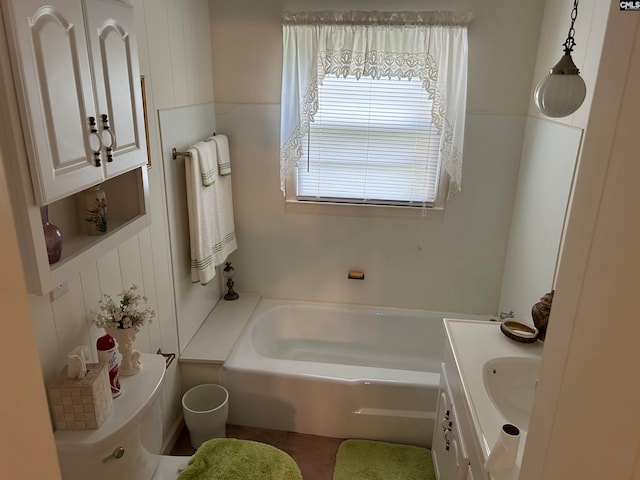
563, 0, 579, 54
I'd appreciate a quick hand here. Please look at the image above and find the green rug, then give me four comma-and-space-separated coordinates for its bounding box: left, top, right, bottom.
333, 439, 435, 480
177, 438, 302, 480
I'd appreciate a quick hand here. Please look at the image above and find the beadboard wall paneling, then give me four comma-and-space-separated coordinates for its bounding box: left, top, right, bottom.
138, 228, 163, 351
142, 0, 214, 109
78, 262, 104, 362
50, 275, 90, 364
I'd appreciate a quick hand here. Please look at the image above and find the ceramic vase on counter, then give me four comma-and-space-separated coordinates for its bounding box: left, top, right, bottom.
40, 205, 62, 264
81, 185, 107, 235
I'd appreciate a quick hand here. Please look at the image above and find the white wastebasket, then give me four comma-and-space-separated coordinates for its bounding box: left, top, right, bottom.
182, 384, 229, 449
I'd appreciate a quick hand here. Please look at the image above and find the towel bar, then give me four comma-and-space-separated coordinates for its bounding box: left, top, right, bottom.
172, 148, 191, 160
172, 132, 217, 160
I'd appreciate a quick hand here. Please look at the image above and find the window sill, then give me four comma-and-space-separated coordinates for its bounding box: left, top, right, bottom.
285, 199, 445, 219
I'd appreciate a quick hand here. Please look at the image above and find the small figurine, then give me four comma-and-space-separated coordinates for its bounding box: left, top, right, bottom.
531, 290, 554, 341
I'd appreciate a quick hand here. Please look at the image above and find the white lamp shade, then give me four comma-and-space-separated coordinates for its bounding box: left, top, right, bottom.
534, 72, 586, 118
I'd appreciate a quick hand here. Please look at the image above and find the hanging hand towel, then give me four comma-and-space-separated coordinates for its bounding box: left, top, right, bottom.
198, 139, 217, 186
185, 141, 217, 285
209, 146, 237, 268
208, 134, 231, 175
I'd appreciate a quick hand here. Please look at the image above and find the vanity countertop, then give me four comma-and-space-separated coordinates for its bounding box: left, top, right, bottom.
443, 319, 544, 480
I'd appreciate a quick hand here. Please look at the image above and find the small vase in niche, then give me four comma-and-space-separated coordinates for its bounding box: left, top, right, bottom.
40, 206, 62, 264
81, 185, 107, 235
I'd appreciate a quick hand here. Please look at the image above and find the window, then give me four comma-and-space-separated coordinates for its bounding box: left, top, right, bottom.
299, 75, 441, 206
280, 11, 470, 214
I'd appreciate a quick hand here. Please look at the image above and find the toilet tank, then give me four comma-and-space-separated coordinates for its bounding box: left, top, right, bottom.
54, 353, 166, 480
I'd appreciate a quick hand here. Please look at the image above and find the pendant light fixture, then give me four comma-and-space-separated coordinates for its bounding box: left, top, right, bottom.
533, 0, 586, 118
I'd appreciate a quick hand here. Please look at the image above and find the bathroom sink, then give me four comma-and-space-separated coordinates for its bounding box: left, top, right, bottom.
482, 356, 541, 431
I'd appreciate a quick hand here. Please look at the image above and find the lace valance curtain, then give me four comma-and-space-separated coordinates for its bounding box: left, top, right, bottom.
280, 11, 471, 198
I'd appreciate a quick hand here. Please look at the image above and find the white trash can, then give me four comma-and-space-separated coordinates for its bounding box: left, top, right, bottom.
182, 384, 229, 449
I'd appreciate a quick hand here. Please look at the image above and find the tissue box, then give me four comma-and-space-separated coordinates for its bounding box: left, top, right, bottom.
48, 362, 112, 430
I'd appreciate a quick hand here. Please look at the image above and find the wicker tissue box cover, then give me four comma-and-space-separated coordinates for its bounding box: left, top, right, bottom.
48, 362, 113, 430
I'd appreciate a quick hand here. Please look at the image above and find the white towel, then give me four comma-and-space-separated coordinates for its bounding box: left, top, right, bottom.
185, 141, 217, 284
185, 141, 238, 285
209, 143, 237, 267
208, 134, 231, 175
198, 140, 217, 186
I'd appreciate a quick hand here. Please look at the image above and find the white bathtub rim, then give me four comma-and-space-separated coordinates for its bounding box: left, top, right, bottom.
223, 363, 440, 387
252, 296, 490, 321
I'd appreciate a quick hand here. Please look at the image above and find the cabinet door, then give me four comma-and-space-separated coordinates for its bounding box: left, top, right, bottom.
84, 0, 147, 178
433, 390, 450, 479
4, 0, 105, 204
446, 435, 468, 480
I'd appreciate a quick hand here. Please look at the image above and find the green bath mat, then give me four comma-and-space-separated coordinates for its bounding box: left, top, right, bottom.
178, 438, 302, 480
333, 439, 435, 480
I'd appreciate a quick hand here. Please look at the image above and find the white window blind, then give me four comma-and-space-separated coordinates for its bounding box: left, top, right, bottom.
298, 74, 442, 206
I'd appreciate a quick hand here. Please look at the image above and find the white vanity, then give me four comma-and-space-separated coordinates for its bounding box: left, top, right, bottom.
432, 319, 544, 480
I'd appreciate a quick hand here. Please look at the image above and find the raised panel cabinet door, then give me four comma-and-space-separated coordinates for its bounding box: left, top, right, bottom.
433, 389, 450, 479
4, 0, 105, 205
84, 0, 147, 178
446, 436, 468, 480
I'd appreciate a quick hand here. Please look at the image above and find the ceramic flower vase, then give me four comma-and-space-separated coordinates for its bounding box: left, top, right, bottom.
40, 206, 62, 264
107, 327, 141, 376
82, 185, 107, 235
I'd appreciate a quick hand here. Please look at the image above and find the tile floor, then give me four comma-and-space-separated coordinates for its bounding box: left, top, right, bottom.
170, 424, 343, 480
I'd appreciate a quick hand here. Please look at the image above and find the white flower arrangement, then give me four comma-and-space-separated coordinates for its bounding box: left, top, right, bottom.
94, 285, 155, 332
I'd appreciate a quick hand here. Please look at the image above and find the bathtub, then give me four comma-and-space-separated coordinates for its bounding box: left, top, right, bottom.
223, 299, 487, 447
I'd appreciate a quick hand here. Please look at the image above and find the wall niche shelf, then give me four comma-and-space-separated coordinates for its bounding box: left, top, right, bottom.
22, 167, 150, 295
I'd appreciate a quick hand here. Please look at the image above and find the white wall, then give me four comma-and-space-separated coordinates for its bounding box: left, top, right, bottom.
498, 118, 581, 321
210, 0, 544, 313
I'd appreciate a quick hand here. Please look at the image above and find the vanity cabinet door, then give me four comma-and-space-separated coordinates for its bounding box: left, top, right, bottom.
433, 390, 451, 478
84, 0, 147, 178
4, 0, 105, 205
433, 369, 471, 480
446, 413, 470, 480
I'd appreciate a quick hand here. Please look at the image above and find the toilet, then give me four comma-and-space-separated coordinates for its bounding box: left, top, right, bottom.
54, 353, 190, 480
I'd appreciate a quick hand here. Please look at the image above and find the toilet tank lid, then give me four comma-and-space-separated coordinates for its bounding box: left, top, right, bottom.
54, 353, 166, 453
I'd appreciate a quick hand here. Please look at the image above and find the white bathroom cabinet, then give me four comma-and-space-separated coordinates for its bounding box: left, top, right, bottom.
434, 320, 542, 480
433, 325, 491, 480
432, 363, 475, 480
0, 0, 149, 295
3, 0, 147, 205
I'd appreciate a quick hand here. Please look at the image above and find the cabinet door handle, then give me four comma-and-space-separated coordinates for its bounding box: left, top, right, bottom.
101, 114, 115, 162
88, 116, 103, 167
441, 418, 451, 433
